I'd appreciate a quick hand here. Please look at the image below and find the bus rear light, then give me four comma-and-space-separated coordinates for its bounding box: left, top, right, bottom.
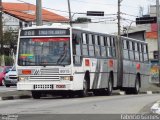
22, 70, 32, 75
85, 59, 90, 66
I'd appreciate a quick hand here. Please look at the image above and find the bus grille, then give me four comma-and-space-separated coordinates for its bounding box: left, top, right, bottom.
30, 76, 60, 81
41, 68, 59, 75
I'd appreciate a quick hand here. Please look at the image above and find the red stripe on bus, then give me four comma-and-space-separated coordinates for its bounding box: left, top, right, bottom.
32, 37, 70, 42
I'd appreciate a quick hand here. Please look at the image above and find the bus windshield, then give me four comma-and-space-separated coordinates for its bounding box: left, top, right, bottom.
18, 37, 71, 66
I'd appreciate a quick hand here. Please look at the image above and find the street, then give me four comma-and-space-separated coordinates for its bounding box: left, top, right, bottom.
0, 86, 17, 93
0, 86, 160, 120
0, 94, 159, 114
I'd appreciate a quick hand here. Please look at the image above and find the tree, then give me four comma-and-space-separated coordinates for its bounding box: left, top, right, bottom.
3, 30, 17, 50
73, 17, 91, 23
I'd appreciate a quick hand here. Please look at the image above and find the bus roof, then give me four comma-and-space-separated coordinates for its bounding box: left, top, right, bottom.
20, 24, 147, 44
121, 36, 147, 44
21, 23, 70, 30
72, 27, 147, 44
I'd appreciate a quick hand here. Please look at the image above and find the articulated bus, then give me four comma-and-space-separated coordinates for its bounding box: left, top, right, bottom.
16, 24, 150, 99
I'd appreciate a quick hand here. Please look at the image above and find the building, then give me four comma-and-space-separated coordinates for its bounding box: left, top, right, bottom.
2, 2, 68, 31
126, 5, 160, 60
1, 2, 68, 57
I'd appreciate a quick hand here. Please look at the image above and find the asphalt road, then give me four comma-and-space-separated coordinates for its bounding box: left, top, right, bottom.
0, 94, 159, 113
0, 86, 17, 93
0, 94, 160, 120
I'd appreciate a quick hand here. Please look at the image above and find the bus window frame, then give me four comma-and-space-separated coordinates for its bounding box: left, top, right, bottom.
72, 33, 82, 66
123, 39, 129, 60
82, 33, 89, 56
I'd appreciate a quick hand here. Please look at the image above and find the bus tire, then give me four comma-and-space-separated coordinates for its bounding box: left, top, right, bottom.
31, 91, 41, 99
68, 92, 75, 98
106, 78, 113, 96
133, 76, 140, 94
78, 79, 88, 97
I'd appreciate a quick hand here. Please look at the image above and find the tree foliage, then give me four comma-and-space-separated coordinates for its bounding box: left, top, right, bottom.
3, 30, 17, 49
73, 17, 91, 23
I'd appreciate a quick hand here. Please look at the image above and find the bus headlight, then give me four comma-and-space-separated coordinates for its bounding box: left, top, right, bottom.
19, 77, 29, 81
60, 76, 73, 81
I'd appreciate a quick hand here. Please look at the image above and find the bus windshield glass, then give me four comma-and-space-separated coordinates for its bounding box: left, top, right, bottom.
18, 37, 71, 66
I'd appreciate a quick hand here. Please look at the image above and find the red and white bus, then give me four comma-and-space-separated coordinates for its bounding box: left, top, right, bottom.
16, 24, 150, 99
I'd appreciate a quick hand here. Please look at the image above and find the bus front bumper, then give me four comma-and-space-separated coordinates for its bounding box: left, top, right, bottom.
17, 82, 73, 91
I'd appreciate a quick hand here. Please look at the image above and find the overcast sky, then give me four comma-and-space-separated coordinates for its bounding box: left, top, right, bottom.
2, 0, 157, 26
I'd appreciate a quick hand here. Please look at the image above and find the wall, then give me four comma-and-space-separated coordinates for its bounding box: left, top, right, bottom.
146, 38, 158, 59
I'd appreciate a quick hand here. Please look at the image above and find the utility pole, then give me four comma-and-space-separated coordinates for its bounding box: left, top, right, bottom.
0, 0, 3, 55
67, 0, 72, 26
118, 0, 122, 37
117, 0, 123, 87
156, 0, 160, 86
36, 0, 42, 26
0, 0, 4, 66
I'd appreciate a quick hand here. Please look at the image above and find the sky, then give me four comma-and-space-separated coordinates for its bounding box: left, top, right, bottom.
2, 0, 157, 26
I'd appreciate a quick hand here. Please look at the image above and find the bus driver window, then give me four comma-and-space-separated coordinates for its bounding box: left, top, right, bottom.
72, 34, 81, 65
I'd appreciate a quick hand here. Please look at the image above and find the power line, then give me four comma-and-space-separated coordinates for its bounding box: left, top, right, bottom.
121, 12, 139, 18
17, 0, 70, 13
71, 0, 116, 6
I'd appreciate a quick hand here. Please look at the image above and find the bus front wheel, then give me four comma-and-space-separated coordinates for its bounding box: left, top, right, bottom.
78, 80, 88, 97
31, 91, 41, 99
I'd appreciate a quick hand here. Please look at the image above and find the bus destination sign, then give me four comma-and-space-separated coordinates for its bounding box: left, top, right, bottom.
20, 29, 70, 36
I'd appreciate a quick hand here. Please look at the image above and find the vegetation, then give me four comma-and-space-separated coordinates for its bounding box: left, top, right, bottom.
3, 30, 17, 49
73, 17, 91, 23
0, 29, 17, 66
0, 55, 14, 66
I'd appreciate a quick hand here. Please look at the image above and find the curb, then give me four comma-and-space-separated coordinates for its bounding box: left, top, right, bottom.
0, 95, 31, 101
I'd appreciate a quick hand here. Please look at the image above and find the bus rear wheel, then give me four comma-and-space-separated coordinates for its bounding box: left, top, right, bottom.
133, 77, 140, 94
125, 76, 140, 94
31, 91, 41, 99
106, 79, 113, 96
78, 80, 88, 97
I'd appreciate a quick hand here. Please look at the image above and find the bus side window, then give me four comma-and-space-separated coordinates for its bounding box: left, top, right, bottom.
123, 39, 129, 59
100, 36, 107, 57
143, 44, 149, 62
129, 41, 134, 60
107, 37, 112, 57
135, 42, 140, 61
73, 34, 82, 65
139, 44, 143, 62
88, 34, 95, 56
82, 33, 88, 56
112, 37, 116, 57
94, 35, 101, 57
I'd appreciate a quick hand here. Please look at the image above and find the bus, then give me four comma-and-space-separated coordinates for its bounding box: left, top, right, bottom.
16, 24, 150, 99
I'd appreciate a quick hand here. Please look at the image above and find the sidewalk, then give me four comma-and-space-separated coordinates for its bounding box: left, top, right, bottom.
151, 101, 160, 114
0, 90, 31, 100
